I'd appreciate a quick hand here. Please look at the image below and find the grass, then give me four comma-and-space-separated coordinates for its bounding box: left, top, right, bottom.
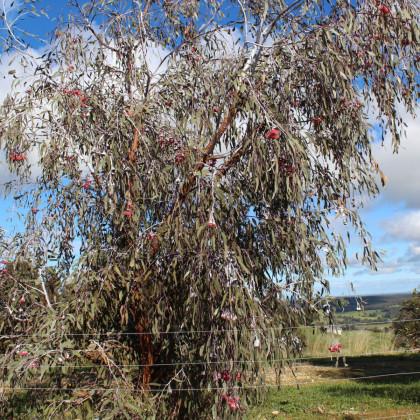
249, 353, 420, 419
302, 328, 396, 357
335, 310, 389, 322
249, 378, 420, 419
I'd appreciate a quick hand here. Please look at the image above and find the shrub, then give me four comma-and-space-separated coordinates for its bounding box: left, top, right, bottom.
393, 289, 420, 349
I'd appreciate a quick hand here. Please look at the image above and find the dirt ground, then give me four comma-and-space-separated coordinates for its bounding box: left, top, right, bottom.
265, 352, 420, 386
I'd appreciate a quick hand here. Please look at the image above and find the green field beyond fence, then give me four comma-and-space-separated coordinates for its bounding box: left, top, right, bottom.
249, 293, 420, 419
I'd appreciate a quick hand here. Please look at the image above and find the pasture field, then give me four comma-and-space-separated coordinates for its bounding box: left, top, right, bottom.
302, 328, 396, 357
249, 293, 419, 419
250, 353, 420, 419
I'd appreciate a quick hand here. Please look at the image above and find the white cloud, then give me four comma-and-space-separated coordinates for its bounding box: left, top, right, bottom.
408, 243, 420, 257
372, 110, 420, 208
382, 210, 420, 242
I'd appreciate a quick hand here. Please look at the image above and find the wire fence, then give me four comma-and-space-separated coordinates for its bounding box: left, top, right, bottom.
1, 317, 419, 417
1, 317, 419, 338
1, 371, 420, 393
2, 348, 419, 370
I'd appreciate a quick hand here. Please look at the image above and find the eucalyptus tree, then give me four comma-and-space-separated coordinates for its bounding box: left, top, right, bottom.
0, 0, 419, 418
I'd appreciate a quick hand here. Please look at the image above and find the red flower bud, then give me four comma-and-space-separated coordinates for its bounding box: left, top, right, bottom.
378, 5, 391, 15
267, 128, 280, 139
311, 117, 323, 124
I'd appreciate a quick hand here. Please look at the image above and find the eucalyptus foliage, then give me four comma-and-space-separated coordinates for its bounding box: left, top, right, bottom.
394, 288, 420, 349
0, 0, 419, 418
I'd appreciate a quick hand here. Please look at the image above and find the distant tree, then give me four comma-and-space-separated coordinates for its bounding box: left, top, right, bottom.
393, 289, 420, 349
0, 0, 419, 418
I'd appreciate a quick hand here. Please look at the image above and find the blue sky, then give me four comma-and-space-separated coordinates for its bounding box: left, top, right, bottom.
0, 0, 419, 296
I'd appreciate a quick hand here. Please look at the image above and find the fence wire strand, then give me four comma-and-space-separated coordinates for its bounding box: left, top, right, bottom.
1, 318, 419, 339
1, 371, 420, 393
2, 348, 419, 370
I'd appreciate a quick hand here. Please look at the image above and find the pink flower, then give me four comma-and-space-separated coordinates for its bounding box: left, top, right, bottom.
267, 129, 279, 139
378, 5, 391, 15
222, 371, 230, 381
20, 351, 29, 356
124, 210, 132, 216
311, 117, 323, 124
32, 208, 39, 213
0, 260, 8, 264
2, 269, 9, 274
208, 222, 217, 228
20, 298, 25, 303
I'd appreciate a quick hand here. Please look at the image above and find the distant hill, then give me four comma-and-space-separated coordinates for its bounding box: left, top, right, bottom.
332, 293, 413, 325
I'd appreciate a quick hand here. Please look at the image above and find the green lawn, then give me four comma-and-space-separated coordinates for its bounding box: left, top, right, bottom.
249, 378, 420, 419
249, 353, 420, 419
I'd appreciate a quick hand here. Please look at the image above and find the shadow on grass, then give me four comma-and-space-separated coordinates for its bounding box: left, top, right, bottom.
306, 352, 420, 374
297, 353, 420, 405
